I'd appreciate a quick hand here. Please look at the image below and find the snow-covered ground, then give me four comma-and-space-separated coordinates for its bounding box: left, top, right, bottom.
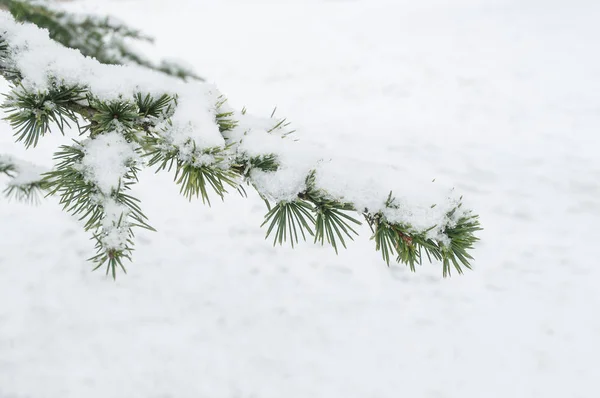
1, 0, 599, 396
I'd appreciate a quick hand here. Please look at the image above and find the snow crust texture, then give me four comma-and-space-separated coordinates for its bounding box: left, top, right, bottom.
1, 0, 599, 397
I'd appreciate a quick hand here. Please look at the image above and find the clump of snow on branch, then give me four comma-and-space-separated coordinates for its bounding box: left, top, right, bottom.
70, 133, 139, 251
250, 167, 308, 202
99, 198, 132, 251
78, 132, 138, 195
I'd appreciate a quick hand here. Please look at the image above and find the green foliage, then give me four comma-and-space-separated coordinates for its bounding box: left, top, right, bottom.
215, 97, 238, 134
2, 84, 85, 147
440, 208, 481, 277
43, 142, 154, 278
370, 216, 397, 265
144, 136, 238, 205
262, 200, 315, 247
90, 100, 139, 135
365, 193, 482, 276
232, 154, 279, 180
172, 160, 237, 205
303, 171, 361, 253
89, 220, 133, 279
135, 93, 174, 118
248, 154, 279, 173
313, 203, 360, 254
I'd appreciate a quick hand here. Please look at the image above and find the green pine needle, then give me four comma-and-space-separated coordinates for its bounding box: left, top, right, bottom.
145, 140, 238, 205
441, 213, 481, 277
303, 170, 361, 253
135, 93, 174, 117
367, 207, 482, 277
262, 200, 316, 247
91, 100, 139, 134
89, 240, 132, 280
43, 140, 153, 278
314, 206, 361, 254
2, 85, 85, 148
3, 181, 47, 204
175, 163, 237, 205
249, 154, 279, 173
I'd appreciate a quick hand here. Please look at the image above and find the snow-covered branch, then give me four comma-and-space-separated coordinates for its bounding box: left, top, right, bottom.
0, 11, 481, 278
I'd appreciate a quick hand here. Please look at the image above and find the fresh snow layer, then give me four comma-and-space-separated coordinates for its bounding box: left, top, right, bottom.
1, 0, 600, 397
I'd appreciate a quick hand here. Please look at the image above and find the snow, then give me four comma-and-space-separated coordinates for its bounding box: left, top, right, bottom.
2, 9, 464, 237
1, 0, 600, 397
79, 132, 138, 195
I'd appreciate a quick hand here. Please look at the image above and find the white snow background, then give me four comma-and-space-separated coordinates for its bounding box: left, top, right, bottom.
1, 0, 599, 397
